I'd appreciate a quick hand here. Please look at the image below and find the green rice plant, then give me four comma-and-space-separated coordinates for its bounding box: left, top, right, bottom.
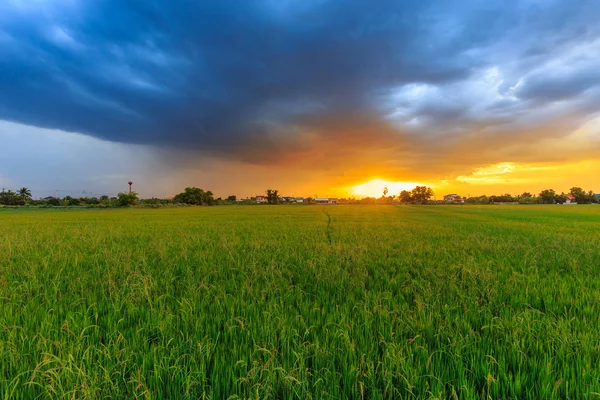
0, 205, 599, 398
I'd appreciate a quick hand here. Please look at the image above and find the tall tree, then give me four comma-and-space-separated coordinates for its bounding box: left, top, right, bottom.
18, 187, 32, 201
410, 186, 434, 204
569, 187, 594, 204
538, 189, 556, 204
399, 190, 412, 204
555, 192, 567, 204
173, 187, 214, 205
117, 191, 139, 206
266, 189, 279, 204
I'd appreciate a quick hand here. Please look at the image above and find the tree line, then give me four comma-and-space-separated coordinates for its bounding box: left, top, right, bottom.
0, 187, 217, 207
463, 187, 598, 205
1, 185, 597, 207
308, 186, 599, 205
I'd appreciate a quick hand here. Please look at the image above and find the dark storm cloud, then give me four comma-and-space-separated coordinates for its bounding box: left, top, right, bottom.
1, 0, 600, 165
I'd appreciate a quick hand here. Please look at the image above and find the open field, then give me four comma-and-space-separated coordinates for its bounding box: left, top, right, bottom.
1, 205, 600, 399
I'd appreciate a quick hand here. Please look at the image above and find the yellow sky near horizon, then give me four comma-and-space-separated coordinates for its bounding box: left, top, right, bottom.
332, 159, 600, 198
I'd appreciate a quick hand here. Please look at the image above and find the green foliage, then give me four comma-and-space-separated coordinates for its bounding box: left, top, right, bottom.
173, 187, 214, 205
555, 192, 568, 204
140, 197, 163, 207
18, 187, 32, 201
489, 193, 517, 203
62, 195, 80, 206
0, 189, 25, 205
410, 185, 434, 204
396, 186, 434, 204
46, 196, 61, 206
466, 195, 490, 204
266, 189, 279, 204
398, 190, 412, 203
518, 196, 538, 204
1, 205, 600, 398
116, 191, 139, 206
570, 187, 596, 204
539, 189, 557, 204
227, 195, 237, 201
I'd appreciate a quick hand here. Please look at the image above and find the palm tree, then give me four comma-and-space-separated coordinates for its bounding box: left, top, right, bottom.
265, 189, 279, 204
18, 187, 32, 200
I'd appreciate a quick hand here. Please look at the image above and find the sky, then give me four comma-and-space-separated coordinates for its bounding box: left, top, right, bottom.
1, 0, 600, 199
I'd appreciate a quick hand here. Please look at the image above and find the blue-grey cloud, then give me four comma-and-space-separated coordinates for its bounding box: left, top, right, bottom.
1, 0, 600, 166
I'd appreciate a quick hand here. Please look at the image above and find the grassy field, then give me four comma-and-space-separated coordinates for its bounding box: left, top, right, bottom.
1, 205, 600, 399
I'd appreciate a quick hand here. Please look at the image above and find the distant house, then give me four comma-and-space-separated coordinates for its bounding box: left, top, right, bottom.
565, 195, 576, 204
295, 197, 306, 203
315, 197, 338, 204
443, 194, 464, 203
255, 195, 267, 204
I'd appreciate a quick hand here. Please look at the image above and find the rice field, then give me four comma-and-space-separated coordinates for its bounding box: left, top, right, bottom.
1, 205, 600, 399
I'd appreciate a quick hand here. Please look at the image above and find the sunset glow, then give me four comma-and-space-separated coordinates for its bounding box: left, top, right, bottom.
351, 179, 426, 198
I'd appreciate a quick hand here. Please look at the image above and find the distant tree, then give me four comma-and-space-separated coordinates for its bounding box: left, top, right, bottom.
117, 191, 139, 206
100, 195, 110, 202
266, 189, 279, 204
570, 187, 584, 203
569, 187, 594, 204
227, 195, 237, 201
538, 189, 556, 204
490, 193, 516, 203
46, 197, 61, 206
588, 191, 596, 204
62, 196, 80, 206
382, 187, 388, 198
87, 197, 100, 205
399, 190, 412, 204
410, 186, 434, 204
555, 192, 568, 204
18, 187, 32, 201
379, 195, 394, 204
173, 187, 214, 205
0, 189, 24, 205
141, 197, 161, 206
517, 192, 536, 203
466, 195, 490, 204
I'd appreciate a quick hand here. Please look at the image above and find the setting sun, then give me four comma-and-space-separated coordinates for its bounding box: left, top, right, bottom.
351, 179, 427, 198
